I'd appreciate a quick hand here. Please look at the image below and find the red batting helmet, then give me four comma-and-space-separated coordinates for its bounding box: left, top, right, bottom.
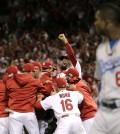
32, 61, 42, 70
42, 61, 54, 69
55, 78, 67, 88
65, 68, 79, 78
22, 63, 34, 72
7, 65, 18, 74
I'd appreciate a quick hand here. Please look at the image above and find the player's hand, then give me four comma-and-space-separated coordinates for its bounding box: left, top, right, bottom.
58, 34, 68, 44
37, 93, 44, 101
45, 80, 51, 84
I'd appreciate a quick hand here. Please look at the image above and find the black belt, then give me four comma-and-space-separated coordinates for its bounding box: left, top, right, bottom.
101, 101, 117, 109
61, 114, 80, 118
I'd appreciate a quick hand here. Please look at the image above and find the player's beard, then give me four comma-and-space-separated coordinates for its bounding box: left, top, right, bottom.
61, 65, 67, 70
67, 78, 70, 83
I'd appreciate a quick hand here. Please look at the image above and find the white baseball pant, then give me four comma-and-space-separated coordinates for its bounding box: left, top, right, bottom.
83, 117, 95, 133
54, 114, 87, 134
0, 117, 9, 134
89, 106, 120, 134
9, 111, 39, 134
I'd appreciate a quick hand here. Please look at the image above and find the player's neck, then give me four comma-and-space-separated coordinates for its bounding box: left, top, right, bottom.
57, 87, 66, 92
108, 28, 120, 41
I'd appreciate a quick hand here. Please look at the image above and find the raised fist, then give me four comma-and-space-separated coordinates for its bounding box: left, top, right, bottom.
58, 34, 68, 44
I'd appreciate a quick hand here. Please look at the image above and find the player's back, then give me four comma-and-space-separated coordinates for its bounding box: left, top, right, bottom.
43, 90, 83, 119
49, 90, 87, 134
6, 73, 44, 112
76, 80, 98, 121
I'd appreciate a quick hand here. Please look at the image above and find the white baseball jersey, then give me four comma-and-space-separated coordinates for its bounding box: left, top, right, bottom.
40, 90, 83, 119
75, 60, 82, 78
94, 39, 120, 100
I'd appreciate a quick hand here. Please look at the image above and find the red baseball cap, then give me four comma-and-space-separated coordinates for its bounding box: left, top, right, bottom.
7, 65, 18, 74
32, 61, 42, 70
22, 63, 34, 72
42, 61, 54, 69
65, 68, 79, 78
55, 78, 67, 88
59, 54, 69, 60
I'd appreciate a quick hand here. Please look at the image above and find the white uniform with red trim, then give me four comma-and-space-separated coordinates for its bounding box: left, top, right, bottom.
89, 40, 120, 134
40, 90, 87, 134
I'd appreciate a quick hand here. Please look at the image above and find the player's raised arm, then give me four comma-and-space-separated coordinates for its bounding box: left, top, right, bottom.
58, 33, 82, 78
58, 34, 75, 59
58, 34, 68, 44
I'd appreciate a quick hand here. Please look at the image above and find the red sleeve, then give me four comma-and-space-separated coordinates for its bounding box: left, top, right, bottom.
33, 79, 48, 94
35, 101, 43, 109
0, 80, 9, 117
65, 43, 77, 67
77, 80, 92, 94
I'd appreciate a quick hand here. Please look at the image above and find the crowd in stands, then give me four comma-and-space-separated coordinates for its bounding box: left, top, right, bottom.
0, 24, 101, 96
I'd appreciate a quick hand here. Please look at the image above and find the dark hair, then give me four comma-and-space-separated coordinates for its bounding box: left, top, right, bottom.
97, 3, 120, 25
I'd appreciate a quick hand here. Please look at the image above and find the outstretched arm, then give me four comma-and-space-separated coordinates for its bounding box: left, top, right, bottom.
58, 34, 77, 67
35, 94, 44, 109
58, 34, 82, 78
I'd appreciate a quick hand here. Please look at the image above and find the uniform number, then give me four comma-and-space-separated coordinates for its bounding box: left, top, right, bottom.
60, 99, 73, 112
116, 72, 120, 86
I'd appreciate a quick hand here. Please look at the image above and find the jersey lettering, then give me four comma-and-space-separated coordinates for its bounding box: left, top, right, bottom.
60, 99, 73, 112
59, 93, 70, 98
116, 72, 120, 86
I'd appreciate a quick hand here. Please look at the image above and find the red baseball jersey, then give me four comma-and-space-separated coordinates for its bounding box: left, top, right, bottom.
76, 80, 98, 121
6, 73, 45, 112
0, 80, 8, 117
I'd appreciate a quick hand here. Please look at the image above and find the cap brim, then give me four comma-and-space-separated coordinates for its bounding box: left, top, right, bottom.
59, 56, 69, 60
42, 66, 48, 69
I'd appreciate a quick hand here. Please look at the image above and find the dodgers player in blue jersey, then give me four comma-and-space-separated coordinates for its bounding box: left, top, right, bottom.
89, 3, 120, 134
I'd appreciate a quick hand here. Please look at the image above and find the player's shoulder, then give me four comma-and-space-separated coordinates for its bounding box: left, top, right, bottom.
97, 41, 107, 50
71, 90, 83, 96
117, 39, 120, 47
43, 95, 54, 103
73, 90, 83, 100
96, 41, 108, 57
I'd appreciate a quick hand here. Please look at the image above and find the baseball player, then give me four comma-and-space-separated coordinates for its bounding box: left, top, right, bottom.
35, 77, 87, 134
32, 61, 55, 134
5, 64, 47, 134
58, 34, 99, 102
0, 79, 9, 134
31, 61, 42, 78
42, 61, 57, 78
89, 3, 120, 134
65, 68, 98, 133
58, 33, 82, 78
